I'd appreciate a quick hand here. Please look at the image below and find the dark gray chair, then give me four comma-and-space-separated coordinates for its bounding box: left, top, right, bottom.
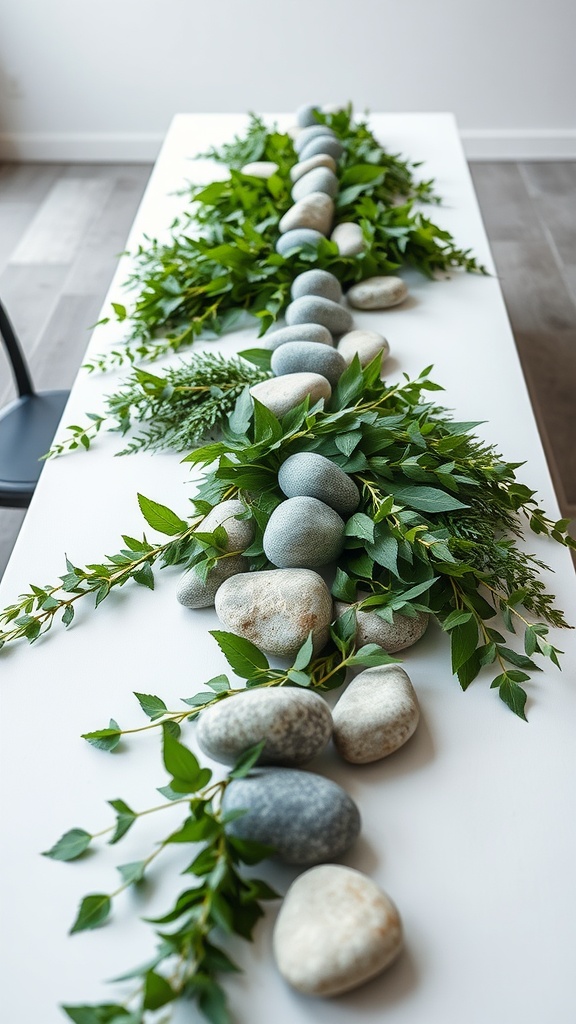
0, 300, 69, 508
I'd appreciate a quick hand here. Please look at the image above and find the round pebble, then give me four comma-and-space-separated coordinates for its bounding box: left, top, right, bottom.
292, 167, 339, 202
331, 221, 366, 256
199, 499, 254, 552
250, 372, 331, 419
294, 125, 337, 154
299, 136, 344, 162
337, 329, 390, 367
278, 452, 360, 517
290, 154, 337, 183
266, 323, 334, 350
332, 666, 420, 763
240, 160, 279, 179
271, 342, 346, 388
295, 104, 321, 128
279, 193, 334, 236
273, 865, 403, 995
176, 555, 248, 610
214, 568, 333, 657
222, 768, 361, 865
335, 598, 429, 653
276, 228, 324, 257
263, 496, 345, 569
197, 688, 333, 767
347, 276, 409, 309
286, 295, 353, 335
290, 269, 342, 304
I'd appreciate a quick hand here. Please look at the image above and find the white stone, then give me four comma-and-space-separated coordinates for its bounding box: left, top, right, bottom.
335, 598, 429, 653
176, 500, 254, 609
266, 323, 334, 350
331, 221, 366, 256
273, 864, 403, 996
332, 666, 420, 763
250, 372, 331, 419
279, 193, 334, 236
199, 499, 254, 552
347, 276, 409, 309
337, 329, 390, 367
291, 167, 339, 202
290, 154, 337, 184
295, 104, 320, 128
240, 160, 279, 179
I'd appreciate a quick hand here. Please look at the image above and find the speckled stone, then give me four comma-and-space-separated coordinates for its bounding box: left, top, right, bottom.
292, 167, 339, 202
266, 323, 334, 350
197, 688, 333, 766
279, 193, 334, 236
347, 276, 409, 309
278, 452, 360, 517
199, 499, 254, 552
299, 136, 344, 162
222, 768, 361, 865
240, 160, 279, 179
290, 154, 337, 184
332, 666, 420, 763
275, 228, 325, 257
176, 555, 248, 610
273, 865, 403, 995
271, 342, 346, 389
337, 329, 390, 367
290, 269, 342, 304
295, 124, 337, 153
286, 295, 353, 335
250, 372, 331, 418
335, 598, 429, 653
263, 496, 345, 569
295, 104, 321, 128
331, 221, 366, 256
214, 568, 333, 657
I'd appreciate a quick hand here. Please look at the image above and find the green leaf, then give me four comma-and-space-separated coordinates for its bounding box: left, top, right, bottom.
210, 630, 269, 678
70, 893, 111, 934
132, 562, 154, 590
229, 739, 266, 778
62, 1005, 135, 1024
292, 631, 314, 671
205, 674, 231, 693
451, 618, 479, 673
143, 970, 175, 1011
498, 647, 540, 671
198, 981, 231, 1024
133, 692, 168, 720
62, 604, 75, 627
442, 610, 474, 630
498, 678, 528, 720
392, 483, 469, 513
331, 567, 357, 603
287, 669, 312, 686
82, 718, 122, 752
117, 860, 147, 886
162, 725, 209, 792
238, 347, 272, 370
137, 493, 188, 536
344, 512, 375, 543
107, 799, 137, 844
347, 644, 399, 667
228, 835, 276, 864
43, 828, 91, 862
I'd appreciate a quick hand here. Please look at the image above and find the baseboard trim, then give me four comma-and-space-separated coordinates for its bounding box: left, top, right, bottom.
461, 128, 576, 160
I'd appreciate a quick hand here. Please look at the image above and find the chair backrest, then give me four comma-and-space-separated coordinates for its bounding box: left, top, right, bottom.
0, 299, 34, 398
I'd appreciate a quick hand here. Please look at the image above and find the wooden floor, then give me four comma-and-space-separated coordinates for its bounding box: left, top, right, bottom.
0, 160, 574, 578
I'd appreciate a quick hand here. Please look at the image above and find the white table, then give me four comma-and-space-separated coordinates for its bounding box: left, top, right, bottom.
1, 114, 575, 1024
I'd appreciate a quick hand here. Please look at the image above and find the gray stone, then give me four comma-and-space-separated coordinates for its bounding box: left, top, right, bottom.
299, 136, 344, 161
240, 160, 279, 179
176, 555, 248, 610
286, 295, 353, 335
266, 323, 334, 350
331, 221, 366, 256
278, 452, 360, 517
273, 865, 403, 995
275, 229, 324, 257
295, 104, 321, 128
222, 768, 361, 865
214, 568, 333, 657
294, 125, 337, 154
197, 688, 333, 766
290, 154, 337, 183
290, 269, 342, 304
337, 329, 390, 367
292, 167, 339, 202
271, 342, 346, 389
199, 499, 254, 553
279, 193, 334, 236
335, 598, 429, 653
250, 372, 331, 419
347, 275, 409, 309
263, 496, 345, 569
332, 666, 420, 764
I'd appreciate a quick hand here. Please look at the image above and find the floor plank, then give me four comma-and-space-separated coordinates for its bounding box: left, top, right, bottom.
10, 178, 115, 265
468, 163, 545, 242
490, 239, 576, 333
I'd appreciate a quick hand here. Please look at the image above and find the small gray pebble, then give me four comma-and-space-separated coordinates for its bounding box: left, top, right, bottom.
294, 125, 337, 154
290, 154, 337, 183
299, 136, 344, 161
295, 104, 321, 128
292, 167, 339, 202
222, 768, 361, 865
347, 276, 408, 309
271, 342, 346, 388
335, 598, 429, 653
276, 228, 324, 257
279, 193, 334, 236
176, 555, 248, 609
332, 666, 420, 764
266, 323, 334, 350
199, 499, 254, 552
263, 496, 345, 569
290, 269, 342, 304
286, 295, 353, 334
278, 452, 360, 517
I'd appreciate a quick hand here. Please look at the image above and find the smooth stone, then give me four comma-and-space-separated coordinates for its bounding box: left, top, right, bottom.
240, 160, 279, 179
214, 568, 333, 657
347, 276, 409, 309
332, 666, 420, 763
197, 688, 333, 767
294, 125, 337, 154
271, 342, 346, 389
278, 452, 360, 517
199, 499, 254, 552
335, 598, 429, 653
273, 865, 402, 995
337, 329, 390, 367
292, 167, 339, 202
222, 768, 361, 865
290, 269, 342, 304
250, 372, 331, 419
266, 323, 334, 350
290, 154, 337, 183
275, 228, 325, 257
263, 496, 345, 569
295, 104, 321, 128
299, 136, 344, 162
286, 295, 353, 335
331, 221, 366, 256
176, 555, 248, 610
279, 193, 334, 236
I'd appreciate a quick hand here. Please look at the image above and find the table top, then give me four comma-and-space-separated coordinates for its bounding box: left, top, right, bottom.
1, 113, 575, 1024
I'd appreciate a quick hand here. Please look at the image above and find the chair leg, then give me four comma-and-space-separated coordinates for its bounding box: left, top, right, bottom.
0, 299, 35, 398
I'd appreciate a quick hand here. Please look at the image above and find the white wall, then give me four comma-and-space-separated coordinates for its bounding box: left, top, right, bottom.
0, 0, 574, 161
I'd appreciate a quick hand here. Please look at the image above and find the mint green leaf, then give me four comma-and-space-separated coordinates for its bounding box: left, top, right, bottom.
43, 828, 91, 861
287, 669, 312, 686
210, 630, 269, 678
392, 483, 468, 513
162, 725, 202, 785
331, 567, 357, 602
133, 692, 168, 719
117, 860, 147, 886
70, 893, 111, 934
292, 632, 314, 671
344, 512, 375, 543
108, 799, 137, 844
347, 644, 399, 667
229, 739, 266, 779
137, 493, 188, 536
82, 718, 121, 752
205, 674, 231, 693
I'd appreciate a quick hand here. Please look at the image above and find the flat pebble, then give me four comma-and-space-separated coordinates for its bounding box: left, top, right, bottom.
294, 125, 337, 154
335, 598, 429, 653
279, 452, 360, 517
347, 276, 409, 309
290, 269, 342, 304
337, 329, 390, 367
331, 221, 366, 256
299, 136, 344, 161
292, 167, 339, 202
290, 154, 337, 183
295, 104, 321, 128
271, 342, 346, 388
263, 496, 345, 569
276, 228, 324, 257
286, 295, 353, 335
222, 768, 361, 864
279, 193, 334, 236
197, 688, 333, 766
332, 666, 420, 763
214, 568, 333, 657
240, 160, 279, 179
266, 323, 333, 350
176, 555, 248, 610
273, 865, 402, 995
250, 372, 331, 419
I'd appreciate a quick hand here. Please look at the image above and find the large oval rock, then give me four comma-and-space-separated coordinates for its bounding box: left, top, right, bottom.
279, 193, 334, 236
337, 329, 390, 367
222, 768, 361, 865
276, 228, 324, 257
294, 124, 337, 154
263, 496, 345, 569
215, 568, 333, 657
290, 269, 342, 304
299, 136, 344, 161
197, 688, 333, 766
271, 342, 346, 388
347, 275, 409, 309
278, 452, 360, 517
331, 221, 366, 256
266, 322, 333, 350
292, 167, 339, 202
286, 295, 353, 334
250, 372, 331, 418
295, 103, 320, 128
176, 555, 248, 610
335, 598, 429, 653
240, 160, 279, 179
290, 154, 337, 183
273, 864, 403, 995
332, 666, 420, 763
